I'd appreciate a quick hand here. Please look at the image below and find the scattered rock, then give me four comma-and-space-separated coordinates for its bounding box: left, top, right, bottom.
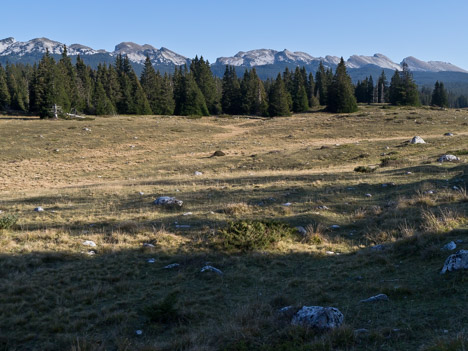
210, 150, 226, 157
444, 132, 454, 136
295, 226, 307, 236
175, 224, 191, 229
164, 263, 180, 269
326, 251, 335, 255
360, 294, 389, 303
291, 306, 344, 330
143, 243, 155, 248
365, 193, 372, 197
279, 306, 294, 313
194, 171, 203, 176
139, 191, 145, 196
82, 240, 97, 247
282, 202, 292, 206
83, 127, 91, 131
200, 265, 223, 275
34, 207, 44, 212
442, 241, 457, 251
438, 154, 460, 163
153, 196, 183, 209
147, 258, 156, 263
87, 250, 96, 255
354, 328, 370, 336
317, 205, 330, 210
330, 225, 340, 229
135, 330, 143, 336
441, 250, 468, 274
410, 136, 426, 144
183, 212, 193, 216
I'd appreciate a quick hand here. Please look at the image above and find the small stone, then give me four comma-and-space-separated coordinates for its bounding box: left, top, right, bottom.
82, 240, 97, 247
365, 193, 372, 197
291, 306, 344, 330
83, 127, 91, 131
360, 294, 389, 303
442, 241, 457, 251
139, 191, 145, 195
410, 136, 426, 144
441, 250, 468, 274
194, 171, 203, 176
34, 207, 44, 212
330, 225, 340, 229
317, 205, 330, 210
143, 243, 155, 248
135, 330, 143, 336
175, 224, 191, 229
211, 150, 226, 157
279, 306, 294, 313
183, 212, 193, 216
406, 171, 412, 175
444, 133, 454, 136
282, 202, 292, 206
147, 258, 155, 263
438, 154, 460, 163
296, 226, 307, 235
326, 251, 335, 255
154, 196, 183, 209
164, 263, 180, 269
87, 251, 96, 255
200, 265, 223, 275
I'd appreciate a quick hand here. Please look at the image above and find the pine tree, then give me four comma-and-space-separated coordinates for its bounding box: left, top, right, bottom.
93, 80, 115, 115
315, 61, 330, 105
292, 67, 308, 112
75, 55, 94, 113
268, 73, 291, 117
190, 56, 221, 114
240, 68, 268, 116
389, 64, 419, 106
431, 81, 448, 107
377, 70, 388, 103
221, 66, 241, 114
159, 73, 175, 115
327, 57, 358, 113
140, 56, 160, 114
30, 50, 59, 118
0, 65, 11, 110
307, 72, 318, 107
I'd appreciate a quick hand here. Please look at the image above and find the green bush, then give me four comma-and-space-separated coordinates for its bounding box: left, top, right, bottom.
0, 214, 18, 230
220, 220, 296, 251
144, 292, 180, 324
354, 166, 376, 173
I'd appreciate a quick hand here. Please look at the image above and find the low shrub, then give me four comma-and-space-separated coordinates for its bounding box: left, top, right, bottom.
354, 166, 376, 173
220, 220, 296, 251
0, 214, 18, 230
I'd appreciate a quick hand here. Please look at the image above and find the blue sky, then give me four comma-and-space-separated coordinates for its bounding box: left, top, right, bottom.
2, 0, 467, 68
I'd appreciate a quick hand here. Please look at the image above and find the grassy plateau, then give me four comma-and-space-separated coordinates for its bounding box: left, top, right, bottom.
0, 105, 467, 350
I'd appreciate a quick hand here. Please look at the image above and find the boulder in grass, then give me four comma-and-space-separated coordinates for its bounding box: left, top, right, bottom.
153, 196, 183, 209
437, 154, 459, 163
210, 150, 226, 157
291, 306, 344, 330
410, 136, 426, 144
444, 132, 454, 137
441, 250, 468, 274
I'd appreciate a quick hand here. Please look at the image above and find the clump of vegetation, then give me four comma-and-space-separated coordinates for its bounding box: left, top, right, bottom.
0, 214, 18, 230
223, 202, 252, 216
144, 292, 181, 324
220, 220, 296, 251
380, 156, 404, 167
354, 166, 376, 173
421, 208, 464, 233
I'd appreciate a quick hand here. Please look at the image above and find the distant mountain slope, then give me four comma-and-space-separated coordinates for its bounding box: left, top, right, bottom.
1, 37, 467, 89
0, 37, 190, 74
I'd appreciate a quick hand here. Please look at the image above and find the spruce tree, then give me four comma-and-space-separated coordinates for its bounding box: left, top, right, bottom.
431, 81, 448, 107
221, 66, 241, 114
377, 70, 388, 103
315, 61, 330, 105
190, 56, 221, 114
268, 73, 291, 117
292, 67, 308, 112
240, 68, 268, 116
389, 64, 419, 106
140, 56, 160, 114
327, 58, 358, 113
0, 65, 11, 110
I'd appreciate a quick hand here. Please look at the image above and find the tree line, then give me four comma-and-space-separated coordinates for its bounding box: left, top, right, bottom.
0, 47, 466, 118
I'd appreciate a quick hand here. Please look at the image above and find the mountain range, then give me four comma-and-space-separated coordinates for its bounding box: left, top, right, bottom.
1, 37, 468, 88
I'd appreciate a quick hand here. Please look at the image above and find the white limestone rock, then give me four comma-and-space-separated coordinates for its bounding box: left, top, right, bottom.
360, 294, 389, 303
438, 154, 459, 163
441, 250, 468, 274
410, 136, 426, 144
291, 306, 344, 330
153, 196, 183, 209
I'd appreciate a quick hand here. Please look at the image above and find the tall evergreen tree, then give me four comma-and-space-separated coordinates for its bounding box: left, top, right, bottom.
140, 56, 160, 114
268, 73, 291, 117
307, 72, 318, 107
221, 66, 241, 114
377, 70, 388, 103
291, 67, 309, 112
240, 68, 268, 116
190, 56, 221, 114
327, 58, 358, 113
431, 81, 448, 107
315, 61, 330, 105
0, 65, 10, 110
389, 64, 419, 106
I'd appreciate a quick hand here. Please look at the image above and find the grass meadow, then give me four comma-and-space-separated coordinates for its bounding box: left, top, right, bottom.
0, 104, 467, 350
